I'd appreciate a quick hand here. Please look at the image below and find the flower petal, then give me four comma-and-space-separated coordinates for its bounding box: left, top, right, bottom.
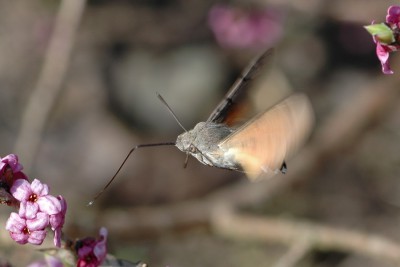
58, 195, 67, 212
31, 179, 49, 196
0, 163, 5, 174
18, 201, 27, 218
50, 216, 61, 230
50, 196, 67, 230
387, 5, 400, 24
78, 245, 94, 258
2, 154, 23, 173
27, 229, 47, 245
94, 227, 108, 262
27, 212, 49, 231
37, 195, 62, 215
45, 256, 64, 267
53, 228, 62, 248
376, 42, 394, 74
10, 179, 31, 201
50, 214, 62, 230
6, 212, 25, 232
10, 232, 29, 244
21, 201, 40, 220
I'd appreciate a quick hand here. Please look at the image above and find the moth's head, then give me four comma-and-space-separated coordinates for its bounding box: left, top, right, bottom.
176, 122, 207, 153
176, 132, 192, 152
176, 131, 200, 157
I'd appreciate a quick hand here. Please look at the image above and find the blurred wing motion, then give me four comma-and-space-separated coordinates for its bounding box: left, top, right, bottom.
207, 49, 274, 125
219, 93, 314, 180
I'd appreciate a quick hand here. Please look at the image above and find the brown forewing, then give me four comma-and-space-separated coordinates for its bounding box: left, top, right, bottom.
207, 49, 274, 124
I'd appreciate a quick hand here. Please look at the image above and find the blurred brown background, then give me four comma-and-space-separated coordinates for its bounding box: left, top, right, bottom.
1, 0, 400, 266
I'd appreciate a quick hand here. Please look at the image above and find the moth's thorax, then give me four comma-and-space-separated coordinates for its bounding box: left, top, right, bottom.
175, 122, 232, 152
175, 122, 238, 169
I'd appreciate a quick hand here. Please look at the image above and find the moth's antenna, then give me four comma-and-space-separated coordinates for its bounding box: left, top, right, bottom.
88, 142, 175, 206
156, 93, 187, 132
156, 93, 192, 168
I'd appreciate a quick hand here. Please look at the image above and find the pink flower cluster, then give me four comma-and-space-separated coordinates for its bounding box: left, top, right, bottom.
0, 154, 67, 247
76, 227, 108, 267
0, 154, 28, 205
208, 4, 283, 49
365, 5, 400, 74
26, 227, 108, 267
0, 154, 110, 266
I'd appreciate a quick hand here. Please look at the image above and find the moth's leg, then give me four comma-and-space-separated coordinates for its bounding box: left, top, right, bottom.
183, 153, 189, 169
280, 161, 287, 174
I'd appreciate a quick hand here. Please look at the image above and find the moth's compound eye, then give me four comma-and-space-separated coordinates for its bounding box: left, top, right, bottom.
189, 144, 196, 153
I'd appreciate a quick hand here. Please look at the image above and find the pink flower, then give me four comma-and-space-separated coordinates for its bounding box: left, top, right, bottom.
0, 154, 27, 190
365, 5, 400, 74
386, 5, 400, 25
77, 227, 108, 267
5, 212, 48, 245
11, 179, 61, 219
208, 5, 283, 49
375, 40, 395, 74
49, 195, 67, 247
0, 154, 23, 173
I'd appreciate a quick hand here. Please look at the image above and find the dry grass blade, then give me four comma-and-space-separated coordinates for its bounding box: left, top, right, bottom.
14, 0, 87, 172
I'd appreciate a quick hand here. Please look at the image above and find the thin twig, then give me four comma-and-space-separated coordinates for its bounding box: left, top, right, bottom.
14, 0, 86, 172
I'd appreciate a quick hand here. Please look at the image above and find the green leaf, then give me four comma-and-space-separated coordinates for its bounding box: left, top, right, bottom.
364, 23, 395, 44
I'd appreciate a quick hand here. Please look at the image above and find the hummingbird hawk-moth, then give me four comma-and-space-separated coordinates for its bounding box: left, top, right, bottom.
89, 49, 314, 204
